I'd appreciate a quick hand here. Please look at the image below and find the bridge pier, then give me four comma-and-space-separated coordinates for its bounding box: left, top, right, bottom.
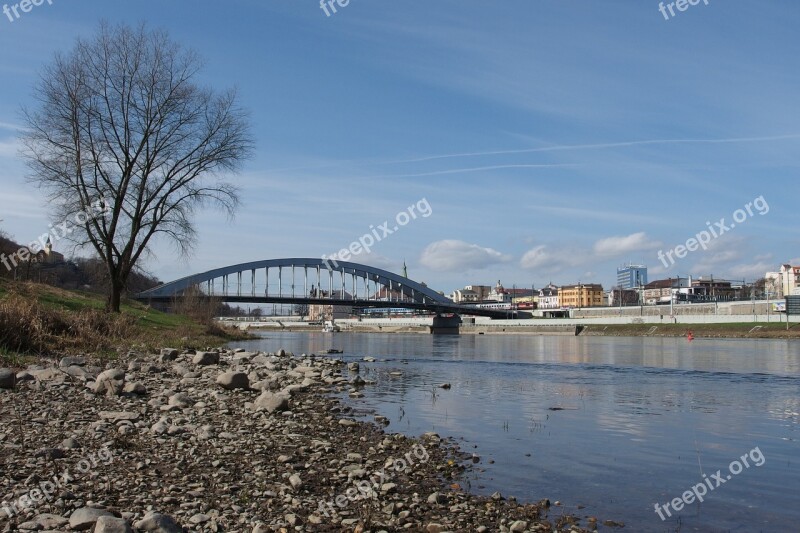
429, 313, 462, 334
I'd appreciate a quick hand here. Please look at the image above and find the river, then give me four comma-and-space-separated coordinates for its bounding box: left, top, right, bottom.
236, 332, 800, 532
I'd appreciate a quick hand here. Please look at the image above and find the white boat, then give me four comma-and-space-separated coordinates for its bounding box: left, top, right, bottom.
322, 320, 340, 333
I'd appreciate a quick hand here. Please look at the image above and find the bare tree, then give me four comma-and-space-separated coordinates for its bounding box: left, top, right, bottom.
22, 22, 253, 312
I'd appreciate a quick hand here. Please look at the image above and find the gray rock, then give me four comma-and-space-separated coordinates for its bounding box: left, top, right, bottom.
427, 492, 447, 504
17, 513, 69, 530
216, 371, 249, 390
0, 368, 15, 389
63, 364, 94, 379
99, 411, 139, 422
59, 356, 86, 367
27, 367, 64, 381
15, 370, 34, 381
123, 382, 147, 395
192, 351, 219, 365
160, 348, 180, 361
94, 368, 125, 397
69, 507, 114, 530
189, 513, 210, 524
253, 391, 289, 413
97, 368, 125, 382
509, 520, 528, 532
289, 474, 303, 489
168, 393, 193, 408
171, 363, 191, 377
151, 419, 169, 435
95, 516, 134, 533
62, 436, 82, 449
134, 511, 183, 533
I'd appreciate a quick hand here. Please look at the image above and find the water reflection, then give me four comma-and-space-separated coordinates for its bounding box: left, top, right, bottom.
237, 332, 800, 531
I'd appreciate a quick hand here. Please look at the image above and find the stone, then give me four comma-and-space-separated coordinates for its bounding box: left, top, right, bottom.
216, 371, 249, 390
99, 411, 140, 422
62, 436, 82, 449
63, 365, 94, 379
0, 368, 15, 389
123, 382, 147, 395
134, 511, 183, 533
69, 507, 114, 530
94, 368, 125, 396
253, 391, 289, 413
426, 524, 445, 533
27, 367, 63, 381
160, 348, 180, 361
17, 513, 69, 530
289, 474, 303, 489
509, 520, 528, 532
97, 368, 125, 382
59, 356, 86, 367
192, 351, 219, 365
168, 393, 193, 408
427, 492, 447, 504
189, 513, 210, 524
95, 516, 134, 533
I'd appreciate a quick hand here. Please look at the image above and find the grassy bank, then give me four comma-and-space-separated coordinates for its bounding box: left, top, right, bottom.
0, 279, 251, 365
580, 322, 800, 339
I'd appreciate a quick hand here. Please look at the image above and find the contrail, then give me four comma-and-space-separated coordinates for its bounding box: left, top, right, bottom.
265, 133, 800, 172
363, 163, 578, 179
381, 134, 800, 165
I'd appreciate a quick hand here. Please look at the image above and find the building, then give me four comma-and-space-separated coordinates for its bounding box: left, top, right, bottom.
559, 284, 604, 308
465, 285, 492, 300
608, 288, 639, 306
32, 238, 65, 265
486, 281, 512, 303
535, 284, 560, 309
691, 276, 737, 301
617, 264, 648, 289
450, 289, 479, 303
770, 264, 800, 297
307, 289, 353, 321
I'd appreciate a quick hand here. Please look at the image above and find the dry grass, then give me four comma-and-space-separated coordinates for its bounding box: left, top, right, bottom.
0, 293, 135, 354
0, 280, 252, 364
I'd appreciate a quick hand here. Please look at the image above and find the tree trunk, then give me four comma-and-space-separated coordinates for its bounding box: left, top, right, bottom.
107, 278, 123, 313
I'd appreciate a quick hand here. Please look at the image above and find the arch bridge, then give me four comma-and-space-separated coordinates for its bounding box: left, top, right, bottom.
135, 258, 519, 319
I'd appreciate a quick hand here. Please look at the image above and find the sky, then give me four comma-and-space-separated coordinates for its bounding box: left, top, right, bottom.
0, 0, 799, 295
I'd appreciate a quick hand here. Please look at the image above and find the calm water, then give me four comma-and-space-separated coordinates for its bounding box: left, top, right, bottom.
236, 332, 800, 532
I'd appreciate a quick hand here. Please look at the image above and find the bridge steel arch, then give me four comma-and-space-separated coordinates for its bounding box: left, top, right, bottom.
136, 258, 453, 307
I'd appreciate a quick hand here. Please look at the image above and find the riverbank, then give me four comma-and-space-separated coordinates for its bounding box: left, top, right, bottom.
0, 347, 601, 532
240, 320, 800, 339
578, 322, 800, 338
0, 280, 251, 366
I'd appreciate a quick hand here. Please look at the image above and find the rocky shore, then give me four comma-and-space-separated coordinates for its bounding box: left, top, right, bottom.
1, 348, 596, 532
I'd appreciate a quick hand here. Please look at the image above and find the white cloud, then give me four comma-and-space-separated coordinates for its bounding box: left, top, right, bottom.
724, 261, 777, 280
420, 240, 511, 272
519, 244, 586, 272
593, 232, 661, 257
